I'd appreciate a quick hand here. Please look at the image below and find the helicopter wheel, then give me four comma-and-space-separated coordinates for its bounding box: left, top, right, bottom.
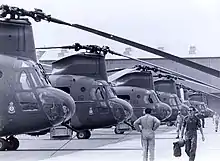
76, 130, 91, 139
114, 128, 124, 134
6, 136, 19, 151
0, 138, 7, 151
166, 122, 174, 126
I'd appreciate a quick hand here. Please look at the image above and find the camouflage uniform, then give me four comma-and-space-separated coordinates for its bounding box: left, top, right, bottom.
182, 115, 201, 161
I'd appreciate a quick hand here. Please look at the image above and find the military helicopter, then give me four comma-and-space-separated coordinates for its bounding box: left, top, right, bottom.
153, 77, 189, 119
176, 84, 215, 118
2, 3, 219, 139
0, 5, 76, 150
0, 5, 133, 139
38, 44, 133, 138
3, 4, 220, 114
107, 62, 219, 126
107, 65, 173, 126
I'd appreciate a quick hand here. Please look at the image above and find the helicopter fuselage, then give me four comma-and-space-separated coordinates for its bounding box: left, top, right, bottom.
49, 75, 133, 131
112, 86, 172, 123
157, 91, 189, 120
0, 55, 75, 137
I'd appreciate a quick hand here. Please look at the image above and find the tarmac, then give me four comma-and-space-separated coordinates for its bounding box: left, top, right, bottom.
40, 118, 220, 161
0, 118, 219, 161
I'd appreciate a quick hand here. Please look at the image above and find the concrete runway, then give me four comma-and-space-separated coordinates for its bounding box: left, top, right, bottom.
0, 126, 174, 161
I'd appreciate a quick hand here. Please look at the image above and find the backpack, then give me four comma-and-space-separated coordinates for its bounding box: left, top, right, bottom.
173, 141, 182, 157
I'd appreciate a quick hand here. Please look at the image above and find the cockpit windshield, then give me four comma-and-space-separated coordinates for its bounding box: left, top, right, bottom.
175, 96, 182, 105
34, 64, 51, 87
150, 93, 159, 103
104, 86, 117, 98
90, 86, 105, 100
169, 97, 177, 106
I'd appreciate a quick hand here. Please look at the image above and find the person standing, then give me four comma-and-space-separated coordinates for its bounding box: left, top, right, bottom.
213, 112, 220, 132
196, 110, 206, 128
175, 111, 184, 139
134, 107, 160, 161
180, 106, 205, 161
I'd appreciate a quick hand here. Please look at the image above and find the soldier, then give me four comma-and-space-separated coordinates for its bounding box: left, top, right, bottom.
180, 106, 205, 161
213, 112, 220, 132
175, 111, 184, 139
196, 110, 206, 128
134, 107, 160, 161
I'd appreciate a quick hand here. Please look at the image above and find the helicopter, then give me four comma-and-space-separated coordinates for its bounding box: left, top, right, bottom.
107, 65, 173, 126
154, 78, 189, 117
3, 4, 219, 114
42, 44, 133, 139
177, 84, 215, 118
2, 4, 219, 141
107, 65, 189, 126
0, 5, 133, 139
0, 6, 76, 151
106, 59, 220, 127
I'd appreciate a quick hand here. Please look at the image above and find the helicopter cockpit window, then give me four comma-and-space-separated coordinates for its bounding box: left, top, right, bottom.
19, 71, 31, 90
29, 72, 44, 87
105, 86, 116, 98
90, 87, 105, 100
175, 97, 182, 105
0, 71, 2, 78
169, 97, 177, 106
149, 93, 159, 103
34, 69, 51, 87
96, 87, 105, 100
143, 94, 151, 104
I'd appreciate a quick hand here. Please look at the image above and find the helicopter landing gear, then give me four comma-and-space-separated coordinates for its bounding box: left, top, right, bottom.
0, 136, 19, 151
166, 122, 174, 126
76, 130, 91, 139
0, 138, 7, 151
6, 136, 19, 151
114, 127, 124, 134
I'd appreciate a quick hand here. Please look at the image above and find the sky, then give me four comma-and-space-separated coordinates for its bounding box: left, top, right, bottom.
2, 0, 220, 59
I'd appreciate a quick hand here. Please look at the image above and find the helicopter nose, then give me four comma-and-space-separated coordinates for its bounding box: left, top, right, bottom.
180, 104, 189, 116
156, 103, 172, 122
109, 98, 133, 123
119, 99, 133, 120
36, 87, 75, 126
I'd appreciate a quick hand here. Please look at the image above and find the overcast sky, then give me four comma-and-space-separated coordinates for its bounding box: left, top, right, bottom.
2, 0, 220, 58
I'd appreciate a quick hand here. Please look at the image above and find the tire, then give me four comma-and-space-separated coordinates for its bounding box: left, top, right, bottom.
7, 137, 19, 151
77, 130, 91, 139
0, 138, 7, 151
85, 130, 91, 139
114, 128, 124, 134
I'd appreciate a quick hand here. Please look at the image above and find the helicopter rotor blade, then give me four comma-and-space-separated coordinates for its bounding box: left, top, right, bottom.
38, 42, 220, 92
2, 5, 220, 78
108, 50, 220, 92
36, 45, 75, 50
177, 84, 220, 100
107, 68, 126, 73
70, 24, 220, 78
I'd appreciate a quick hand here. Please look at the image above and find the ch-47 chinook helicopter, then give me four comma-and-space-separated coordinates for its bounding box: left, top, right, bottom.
176, 84, 215, 118
107, 61, 220, 126
37, 44, 133, 138
0, 5, 76, 150
0, 5, 133, 139
1, 4, 219, 140
153, 71, 218, 119
154, 73, 218, 119
107, 65, 173, 126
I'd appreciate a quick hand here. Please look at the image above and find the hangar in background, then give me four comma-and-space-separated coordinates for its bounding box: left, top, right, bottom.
39, 51, 220, 93
39, 51, 220, 112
